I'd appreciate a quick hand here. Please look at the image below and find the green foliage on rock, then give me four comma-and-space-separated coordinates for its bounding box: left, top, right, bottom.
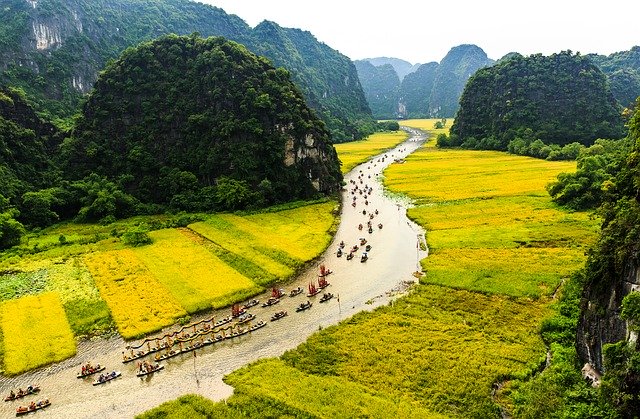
61, 34, 341, 211
0, 0, 374, 142
354, 60, 400, 119
449, 51, 626, 150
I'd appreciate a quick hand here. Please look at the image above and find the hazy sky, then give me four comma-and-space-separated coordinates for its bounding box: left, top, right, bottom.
199, 0, 637, 64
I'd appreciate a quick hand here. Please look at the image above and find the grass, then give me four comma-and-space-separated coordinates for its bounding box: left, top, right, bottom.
134, 229, 260, 313
1, 292, 76, 375
399, 118, 454, 136
334, 130, 409, 173
84, 249, 187, 339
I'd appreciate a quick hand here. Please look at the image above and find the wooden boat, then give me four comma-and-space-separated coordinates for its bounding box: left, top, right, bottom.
242, 299, 260, 309
154, 349, 183, 362
318, 276, 330, 289
92, 371, 121, 385
361, 252, 368, 263
4, 386, 40, 402
271, 287, 285, 299
359, 238, 367, 246
319, 264, 332, 277
365, 244, 371, 252
368, 226, 373, 233
319, 292, 334, 303
307, 282, 321, 297
213, 316, 233, 328
15, 400, 50, 416
77, 364, 105, 378
296, 301, 312, 312
122, 349, 148, 363
231, 304, 246, 318
262, 297, 280, 307
337, 248, 342, 257
236, 313, 256, 324
346, 252, 354, 261
136, 363, 164, 377
270, 310, 288, 321
289, 287, 303, 297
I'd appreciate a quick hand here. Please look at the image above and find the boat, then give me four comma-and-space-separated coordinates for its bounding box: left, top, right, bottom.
236, 313, 256, 324
368, 226, 373, 233
319, 264, 332, 277
360, 238, 367, 246
122, 349, 149, 363
365, 244, 371, 252
339, 240, 345, 248
15, 400, 50, 416
337, 248, 342, 257
77, 364, 105, 378
296, 301, 313, 312
307, 282, 321, 297
262, 296, 280, 307
231, 304, 246, 318
4, 386, 40, 402
213, 316, 233, 328
319, 292, 334, 303
242, 299, 260, 309
154, 348, 183, 362
346, 252, 354, 261
270, 310, 288, 321
361, 252, 368, 263
289, 287, 303, 297
92, 371, 121, 386
136, 362, 164, 377
271, 287, 285, 299
318, 276, 330, 289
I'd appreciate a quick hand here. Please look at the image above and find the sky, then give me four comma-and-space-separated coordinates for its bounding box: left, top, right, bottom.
199, 0, 637, 64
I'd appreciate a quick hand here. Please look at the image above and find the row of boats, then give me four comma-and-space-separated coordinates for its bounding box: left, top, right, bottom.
3, 385, 48, 416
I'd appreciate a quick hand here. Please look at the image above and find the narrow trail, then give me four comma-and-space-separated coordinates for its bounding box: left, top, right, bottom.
0, 128, 427, 418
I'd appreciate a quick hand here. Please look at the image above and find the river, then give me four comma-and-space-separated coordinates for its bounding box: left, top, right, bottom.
0, 127, 427, 418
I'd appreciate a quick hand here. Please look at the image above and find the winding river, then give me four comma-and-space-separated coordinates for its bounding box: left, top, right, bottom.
0, 128, 427, 418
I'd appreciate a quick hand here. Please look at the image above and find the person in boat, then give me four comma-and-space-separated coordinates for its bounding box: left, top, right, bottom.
378, 223, 383, 229
29, 401, 36, 410
98, 373, 105, 382
9, 390, 15, 399
26, 385, 33, 393
17, 388, 24, 396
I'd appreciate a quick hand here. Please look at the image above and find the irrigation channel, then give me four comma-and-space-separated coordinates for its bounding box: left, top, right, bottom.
0, 127, 428, 418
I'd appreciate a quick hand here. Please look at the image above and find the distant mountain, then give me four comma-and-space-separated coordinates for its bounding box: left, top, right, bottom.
0, 0, 374, 142
398, 62, 438, 119
427, 44, 494, 118
353, 60, 400, 119
365, 57, 421, 81
450, 51, 625, 149
355, 45, 493, 119
588, 46, 640, 108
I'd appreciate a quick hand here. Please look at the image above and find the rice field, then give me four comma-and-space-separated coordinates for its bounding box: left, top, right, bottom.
400, 118, 454, 136
84, 249, 187, 339
334, 130, 409, 173
134, 229, 260, 313
1, 292, 76, 375
141, 121, 599, 417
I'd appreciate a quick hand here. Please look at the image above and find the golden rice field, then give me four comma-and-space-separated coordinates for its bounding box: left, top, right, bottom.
84, 249, 187, 339
1, 292, 76, 375
334, 130, 409, 174
134, 229, 260, 313
140, 121, 598, 417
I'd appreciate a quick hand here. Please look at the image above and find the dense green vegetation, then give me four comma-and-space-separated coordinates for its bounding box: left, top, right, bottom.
589, 46, 640, 109
62, 34, 340, 213
398, 62, 438, 119
353, 60, 400, 119
448, 51, 626, 151
0, 0, 375, 141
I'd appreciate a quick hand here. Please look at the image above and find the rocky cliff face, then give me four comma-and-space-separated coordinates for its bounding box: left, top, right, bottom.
0, 0, 372, 141
577, 256, 640, 371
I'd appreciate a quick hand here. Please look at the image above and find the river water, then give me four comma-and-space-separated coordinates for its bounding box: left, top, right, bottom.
0, 128, 427, 418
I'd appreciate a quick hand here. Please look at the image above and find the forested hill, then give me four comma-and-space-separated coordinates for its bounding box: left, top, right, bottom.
354, 45, 493, 119
0, 0, 374, 141
62, 35, 342, 209
588, 46, 640, 109
449, 51, 625, 150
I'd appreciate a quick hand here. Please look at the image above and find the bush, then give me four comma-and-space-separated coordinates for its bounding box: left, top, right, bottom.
121, 225, 152, 246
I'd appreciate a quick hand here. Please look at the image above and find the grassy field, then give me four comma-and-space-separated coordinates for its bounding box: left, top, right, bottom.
334, 130, 409, 174
1, 292, 76, 375
139, 120, 598, 417
134, 229, 260, 313
0, 201, 337, 373
399, 118, 454, 136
